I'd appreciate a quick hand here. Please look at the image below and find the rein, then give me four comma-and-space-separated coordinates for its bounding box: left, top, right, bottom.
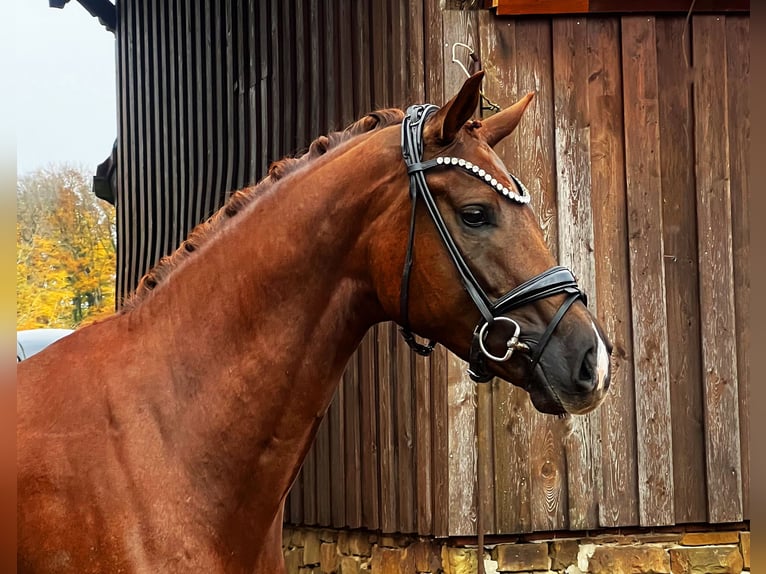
398, 103, 588, 382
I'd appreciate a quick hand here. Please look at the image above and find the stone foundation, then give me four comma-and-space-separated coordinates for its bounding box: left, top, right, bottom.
282, 526, 750, 574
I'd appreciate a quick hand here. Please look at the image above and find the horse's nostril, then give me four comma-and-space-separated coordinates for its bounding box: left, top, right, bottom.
576, 347, 596, 388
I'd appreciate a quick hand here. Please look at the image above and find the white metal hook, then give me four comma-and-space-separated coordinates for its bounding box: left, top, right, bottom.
451, 42, 476, 78
450, 42, 501, 114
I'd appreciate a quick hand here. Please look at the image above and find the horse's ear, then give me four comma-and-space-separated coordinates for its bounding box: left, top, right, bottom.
424, 71, 484, 145
479, 92, 535, 148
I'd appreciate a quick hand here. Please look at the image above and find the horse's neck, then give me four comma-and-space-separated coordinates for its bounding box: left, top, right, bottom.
126, 137, 396, 536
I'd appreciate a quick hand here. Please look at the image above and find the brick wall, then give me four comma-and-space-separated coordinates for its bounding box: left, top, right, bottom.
282, 526, 750, 574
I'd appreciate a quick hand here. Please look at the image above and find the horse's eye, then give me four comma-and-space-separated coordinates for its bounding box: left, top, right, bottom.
461, 206, 489, 228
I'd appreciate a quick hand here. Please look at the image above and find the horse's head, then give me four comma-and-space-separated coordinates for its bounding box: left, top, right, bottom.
368, 72, 611, 416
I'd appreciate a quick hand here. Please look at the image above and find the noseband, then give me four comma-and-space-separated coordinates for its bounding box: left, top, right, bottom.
398, 104, 587, 383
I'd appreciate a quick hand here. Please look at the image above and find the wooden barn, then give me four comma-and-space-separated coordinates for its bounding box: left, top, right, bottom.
58, 0, 750, 571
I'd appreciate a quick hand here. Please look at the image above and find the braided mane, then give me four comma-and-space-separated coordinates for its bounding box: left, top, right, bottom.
121, 108, 405, 311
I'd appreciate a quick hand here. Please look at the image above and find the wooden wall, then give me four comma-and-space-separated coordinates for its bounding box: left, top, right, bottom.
114, 0, 749, 538
286, 8, 750, 537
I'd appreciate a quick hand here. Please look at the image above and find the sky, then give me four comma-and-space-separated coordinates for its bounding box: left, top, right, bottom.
15, 0, 117, 176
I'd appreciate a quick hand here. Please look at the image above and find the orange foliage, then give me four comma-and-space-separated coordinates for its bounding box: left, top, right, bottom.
16, 165, 116, 329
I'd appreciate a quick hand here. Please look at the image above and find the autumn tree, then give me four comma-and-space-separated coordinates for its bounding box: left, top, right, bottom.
16, 165, 116, 329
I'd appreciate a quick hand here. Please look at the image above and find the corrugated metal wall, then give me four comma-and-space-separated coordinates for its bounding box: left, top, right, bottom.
115, 0, 749, 538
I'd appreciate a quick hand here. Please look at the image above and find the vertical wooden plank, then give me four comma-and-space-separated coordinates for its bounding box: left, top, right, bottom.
395, 337, 416, 534
302, 440, 317, 525
163, 2, 183, 250
446, 354, 477, 537
371, 0, 392, 108
315, 411, 332, 526
377, 322, 398, 533
389, 0, 405, 107
443, 9, 480, 537
404, 0, 425, 106
621, 15, 675, 527
288, 465, 303, 525
516, 17, 570, 534
309, 2, 323, 138
246, 0, 260, 185
115, 0, 128, 303
414, 352, 433, 535
654, 16, 707, 525
692, 15, 743, 524
269, 0, 282, 162
343, 355, 362, 528
478, 14, 532, 536
279, 1, 294, 157
429, 347, 450, 536
337, 0, 355, 127
351, 2, 372, 118
423, 0, 444, 106
179, 0, 193, 264
422, 0, 449, 540
476, 376, 495, 534
201, 3, 217, 222
222, 0, 236, 196
358, 331, 380, 529
234, 0, 249, 190
385, 0, 429, 539
293, 1, 308, 152
725, 16, 750, 520
155, 1, 171, 258
258, 0, 271, 173
586, 16, 640, 528
521, 19, 571, 534
134, 0, 149, 283
552, 16, 600, 531
329, 383, 346, 527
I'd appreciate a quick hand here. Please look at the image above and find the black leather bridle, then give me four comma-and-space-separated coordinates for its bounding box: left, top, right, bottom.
398, 104, 588, 383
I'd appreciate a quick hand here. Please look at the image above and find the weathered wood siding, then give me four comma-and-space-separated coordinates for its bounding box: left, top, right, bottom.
286, 9, 750, 536
115, 0, 748, 537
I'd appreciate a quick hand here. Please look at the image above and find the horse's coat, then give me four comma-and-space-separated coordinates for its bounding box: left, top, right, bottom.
17, 73, 611, 573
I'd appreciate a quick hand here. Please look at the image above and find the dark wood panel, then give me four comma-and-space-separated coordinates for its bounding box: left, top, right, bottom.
358, 331, 380, 529
329, 384, 346, 527
343, 353, 362, 528
725, 15, 750, 520
315, 409, 332, 526
395, 335, 416, 534
377, 323, 398, 532
621, 15, 675, 527
429, 347, 450, 537
414, 352, 433, 536
654, 16, 706, 525
301, 437, 317, 525
586, 16, 639, 528
336, 0, 355, 127
692, 15, 743, 524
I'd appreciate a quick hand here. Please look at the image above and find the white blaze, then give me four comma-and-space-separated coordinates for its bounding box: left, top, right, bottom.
591, 321, 610, 392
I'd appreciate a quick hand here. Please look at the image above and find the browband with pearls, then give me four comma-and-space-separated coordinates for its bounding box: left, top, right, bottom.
406, 156, 531, 205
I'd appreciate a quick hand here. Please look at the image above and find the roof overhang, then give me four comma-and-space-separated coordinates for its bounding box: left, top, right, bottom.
49, 0, 116, 33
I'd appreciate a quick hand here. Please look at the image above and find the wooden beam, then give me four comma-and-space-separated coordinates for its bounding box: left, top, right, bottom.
495, 0, 749, 16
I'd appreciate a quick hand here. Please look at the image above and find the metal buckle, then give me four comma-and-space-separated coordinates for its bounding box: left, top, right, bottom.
477, 316, 521, 363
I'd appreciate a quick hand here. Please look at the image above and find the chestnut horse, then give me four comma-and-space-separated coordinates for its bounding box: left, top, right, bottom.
17, 73, 611, 573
